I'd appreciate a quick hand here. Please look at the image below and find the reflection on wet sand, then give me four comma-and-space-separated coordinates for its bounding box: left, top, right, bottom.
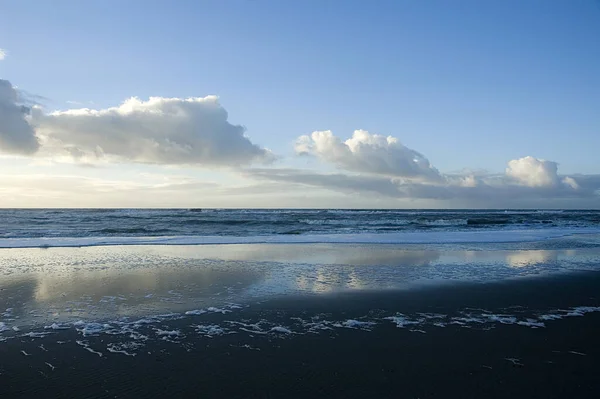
1, 244, 600, 327
0, 264, 265, 325
505, 249, 579, 268
150, 244, 442, 266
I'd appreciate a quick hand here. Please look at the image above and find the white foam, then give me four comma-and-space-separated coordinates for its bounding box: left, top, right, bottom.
505, 358, 523, 366
451, 316, 486, 325
484, 314, 518, 324
270, 326, 292, 334
227, 320, 268, 334
44, 323, 70, 330
155, 329, 181, 337
206, 307, 232, 314
565, 306, 600, 317
234, 344, 261, 351
385, 315, 422, 328
75, 321, 113, 336
193, 324, 228, 337
0, 322, 8, 332
539, 314, 563, 321
517, 319, 546, 328
184, 309, 207, 316
337, 319, 376, 330
290, 317, 334, 333
76, 340, 103, 357
1, 227, 598, 248
106, 342, 141, 356
21, 332, 52, 338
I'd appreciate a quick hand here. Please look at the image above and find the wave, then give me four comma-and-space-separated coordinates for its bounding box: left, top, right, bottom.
92, 228, 173, 235
466, 218, 510, 226
1, 228, 599, 249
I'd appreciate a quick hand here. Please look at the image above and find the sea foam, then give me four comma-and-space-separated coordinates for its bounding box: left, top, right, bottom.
1, 228, 599, 248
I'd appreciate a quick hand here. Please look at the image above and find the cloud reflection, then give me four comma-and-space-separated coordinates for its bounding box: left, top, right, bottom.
1, 245, 599, 327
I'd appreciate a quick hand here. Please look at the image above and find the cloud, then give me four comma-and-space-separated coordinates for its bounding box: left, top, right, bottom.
287, 129, 598, 202
246, 168, 404, 197
247, 165, 600, 205
295, 130, 442, 182
0, 49, 6, 60
506, 156, 561, 187
0, 172, 352, 208
0, 79, 40, 154
31, 96, 272, 166
246, 125, 600, 205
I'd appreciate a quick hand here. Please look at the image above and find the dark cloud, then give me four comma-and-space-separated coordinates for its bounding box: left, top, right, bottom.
0, 79, 40, 154
245, 167, 600, 204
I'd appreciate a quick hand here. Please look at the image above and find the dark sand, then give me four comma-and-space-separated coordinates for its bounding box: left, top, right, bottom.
2, 272, 600, 398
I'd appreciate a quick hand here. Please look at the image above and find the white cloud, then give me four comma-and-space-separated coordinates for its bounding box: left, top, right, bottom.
243, 128, 600, 204
0, 74, 598, 207
295, 130, 442, 182
562, 176, 579, 190
288, 129, 596, 203
506, 156, 560, 187
0, 79, 40, 154
31, 96, 272, 166
0, 49, 6, 60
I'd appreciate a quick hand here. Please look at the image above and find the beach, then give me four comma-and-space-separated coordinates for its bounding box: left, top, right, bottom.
1, 243, 600, 398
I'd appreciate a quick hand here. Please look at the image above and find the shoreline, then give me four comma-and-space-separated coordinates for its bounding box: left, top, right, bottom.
2, 271, 600, 398
2, 228, 600, 249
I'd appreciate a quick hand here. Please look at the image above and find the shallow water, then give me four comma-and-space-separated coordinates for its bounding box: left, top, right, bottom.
2, 243, 600, 328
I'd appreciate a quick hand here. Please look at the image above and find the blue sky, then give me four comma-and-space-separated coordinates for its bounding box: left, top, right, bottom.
1, 0, 599, 207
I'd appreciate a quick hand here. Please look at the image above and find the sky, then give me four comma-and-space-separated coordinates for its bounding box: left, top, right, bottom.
1, 0, 599, 208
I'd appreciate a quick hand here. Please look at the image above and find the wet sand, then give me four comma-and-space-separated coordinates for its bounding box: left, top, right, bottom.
2, 271, 600, 398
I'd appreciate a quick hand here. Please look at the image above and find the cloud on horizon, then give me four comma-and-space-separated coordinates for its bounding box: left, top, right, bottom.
246, 166, 600, 205
0, 49, 6, 60
245, 130, 600, 204
0, 77, 598, 206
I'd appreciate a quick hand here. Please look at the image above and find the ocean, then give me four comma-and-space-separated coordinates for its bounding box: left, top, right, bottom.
2, 209, 600, 398
1, 208, 600, 248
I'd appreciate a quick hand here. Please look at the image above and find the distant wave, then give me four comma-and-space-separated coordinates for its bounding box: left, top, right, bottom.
1, 228, 600, 249
1, 209, 599, 242
92, 228, 173, 235
466, 218, 510, 226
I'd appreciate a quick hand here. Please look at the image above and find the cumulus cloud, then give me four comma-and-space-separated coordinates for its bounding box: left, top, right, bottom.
505, 156, 585, 191
32, 96, 272, 166
0, 79, 40, 154
506, 156, 560, 187
295, 130, 442, 182
0, 49, 6, 60
243, 128, 600, 204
